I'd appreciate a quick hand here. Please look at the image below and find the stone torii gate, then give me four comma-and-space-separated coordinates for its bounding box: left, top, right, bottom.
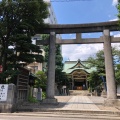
37, 21, 120, 104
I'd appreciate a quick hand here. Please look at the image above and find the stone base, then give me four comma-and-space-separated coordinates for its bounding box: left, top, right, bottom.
42, 98, 58, 104
101, 90, 107, 98
0, 103, 15, 113
104, 99, 120, 107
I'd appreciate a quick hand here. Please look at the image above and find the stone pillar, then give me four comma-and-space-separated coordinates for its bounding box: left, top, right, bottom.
43, 32, 57, 104
103, 29, 117, 99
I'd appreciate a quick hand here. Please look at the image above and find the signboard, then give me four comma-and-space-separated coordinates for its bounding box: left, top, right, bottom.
0, 84, 8, 101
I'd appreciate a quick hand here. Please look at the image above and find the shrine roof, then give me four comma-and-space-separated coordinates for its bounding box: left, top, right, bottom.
63, 59, 96, 74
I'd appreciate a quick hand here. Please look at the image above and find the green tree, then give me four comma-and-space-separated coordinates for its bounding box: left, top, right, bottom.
87, 50, 105, 77
87, 71, 102, 92
115, 64, 120, 84
42, 34, 63, 70
35, 70, 47, 91
117, 0, 120, 25
0, 0, 48, 83
86, 46, 120, 89
41, 34, 69, 86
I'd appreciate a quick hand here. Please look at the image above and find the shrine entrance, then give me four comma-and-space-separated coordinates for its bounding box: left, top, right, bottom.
73, 70, 88, 90
37, 21, 119, 103
71, 70, 88, 90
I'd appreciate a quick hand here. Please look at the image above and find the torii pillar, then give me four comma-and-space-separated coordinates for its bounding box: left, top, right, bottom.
103, 29, 117, 101
43, 32, 57, 103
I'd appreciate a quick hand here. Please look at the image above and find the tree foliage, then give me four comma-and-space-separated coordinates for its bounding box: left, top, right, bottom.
35, 70, 47, 91
0, 0, 48, 83
86, 46, 120, 89
87, 50, 105, 76
42, 34, 69, 86
42, 34, 63, 69
117, 0, 120, 25
87, 71, 101, 91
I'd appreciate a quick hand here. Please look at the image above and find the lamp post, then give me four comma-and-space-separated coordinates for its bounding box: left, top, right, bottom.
34, 61, 35, 74
33, 58, 36, 74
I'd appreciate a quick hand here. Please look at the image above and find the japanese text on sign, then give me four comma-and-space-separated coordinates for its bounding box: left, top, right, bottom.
0, 84, 8, 101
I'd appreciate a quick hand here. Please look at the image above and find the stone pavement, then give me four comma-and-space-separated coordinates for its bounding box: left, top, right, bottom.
17, 95, 120, 115
60, 96, 100, 110
55, 96, 119, 111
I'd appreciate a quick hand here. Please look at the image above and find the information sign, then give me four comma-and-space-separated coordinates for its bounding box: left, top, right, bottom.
0, 84, 8, 101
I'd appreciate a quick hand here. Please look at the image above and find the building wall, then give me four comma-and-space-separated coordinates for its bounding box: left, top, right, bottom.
44, 0, 61, 39
44, 0, 57, 24
26, 49, 45, 74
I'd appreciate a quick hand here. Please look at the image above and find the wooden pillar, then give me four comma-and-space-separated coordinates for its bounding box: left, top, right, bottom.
72, 74, 74, 90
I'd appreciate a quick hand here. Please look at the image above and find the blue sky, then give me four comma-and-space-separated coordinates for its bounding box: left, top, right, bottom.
52, 0, 118, 24
1, 0, 118, 61
50, 0, 120, 61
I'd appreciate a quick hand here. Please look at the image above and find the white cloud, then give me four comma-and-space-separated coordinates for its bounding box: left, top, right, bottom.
62, 44, 103, 61
114, 33, 120, 37
109, 18, 118, 21
62, 43, 120, 62
112, 0, 118, 6
112, 32, 120, 37
111, 43, 120, 50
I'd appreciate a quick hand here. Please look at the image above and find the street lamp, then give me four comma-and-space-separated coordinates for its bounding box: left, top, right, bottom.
33, 58, 36, 74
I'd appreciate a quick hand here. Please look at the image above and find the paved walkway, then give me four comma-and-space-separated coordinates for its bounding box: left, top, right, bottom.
60, 96, 99, 110
55, 96, 119, 111
17, 96, 120, 113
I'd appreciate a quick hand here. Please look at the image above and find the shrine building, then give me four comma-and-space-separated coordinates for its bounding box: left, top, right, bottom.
63, 59, 95, 90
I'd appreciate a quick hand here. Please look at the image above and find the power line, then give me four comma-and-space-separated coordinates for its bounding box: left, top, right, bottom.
0, 0, 93, 3
50, 0, 92, 2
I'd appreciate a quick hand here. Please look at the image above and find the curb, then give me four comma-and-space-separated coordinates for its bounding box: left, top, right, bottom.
15, 109, 120, 115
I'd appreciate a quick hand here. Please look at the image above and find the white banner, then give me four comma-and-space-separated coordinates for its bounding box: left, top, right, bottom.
0, 84, 8, 101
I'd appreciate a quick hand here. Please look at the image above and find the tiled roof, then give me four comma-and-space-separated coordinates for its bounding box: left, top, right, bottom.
63, 59, 96, 74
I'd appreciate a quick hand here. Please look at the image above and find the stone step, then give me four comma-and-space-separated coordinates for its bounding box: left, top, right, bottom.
69, 90, 90, 96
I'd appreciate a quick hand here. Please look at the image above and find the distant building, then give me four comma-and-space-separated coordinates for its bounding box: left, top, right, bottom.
27, 0, 61, 74
63, 59, 95, 90
44, 0, 58, 24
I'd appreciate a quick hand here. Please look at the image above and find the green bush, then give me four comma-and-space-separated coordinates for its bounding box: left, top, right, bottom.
28, 96, 38, 103
42, 91, 46, 100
